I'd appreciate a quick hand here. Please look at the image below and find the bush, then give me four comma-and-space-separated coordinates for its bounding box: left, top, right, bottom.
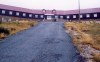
0, 27, 10, 35
29, 23, 34, 27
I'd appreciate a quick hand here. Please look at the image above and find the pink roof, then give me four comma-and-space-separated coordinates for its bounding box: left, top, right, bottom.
0, 4, 100, 15
64, 8, 100, 14
80, 8, 100, 13
0, 4, 42, 14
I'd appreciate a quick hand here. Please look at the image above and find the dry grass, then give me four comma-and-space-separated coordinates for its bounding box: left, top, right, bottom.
64, 21, 100, 62
93, 53, 100, 62
0, 20, 38, 39
64, 21, 100, 50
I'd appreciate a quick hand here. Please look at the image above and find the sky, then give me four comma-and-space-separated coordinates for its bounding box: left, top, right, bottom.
0, 0, 100, 10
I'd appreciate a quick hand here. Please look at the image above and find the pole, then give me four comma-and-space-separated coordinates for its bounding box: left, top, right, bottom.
78, 0, 80, 21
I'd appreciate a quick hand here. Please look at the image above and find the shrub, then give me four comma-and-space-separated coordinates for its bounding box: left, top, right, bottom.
0, 27, 10, 35
29, 23, 34, 27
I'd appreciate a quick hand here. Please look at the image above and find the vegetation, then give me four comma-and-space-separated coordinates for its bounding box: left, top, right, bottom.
0, 20, 38, 39
64, 21, 100, 62
93, 53, 100, 62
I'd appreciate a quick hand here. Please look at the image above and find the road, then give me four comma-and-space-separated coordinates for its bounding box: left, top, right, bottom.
0, 22, 83, 62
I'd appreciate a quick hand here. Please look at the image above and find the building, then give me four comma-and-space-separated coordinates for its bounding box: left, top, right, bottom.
0, 4, 100, 22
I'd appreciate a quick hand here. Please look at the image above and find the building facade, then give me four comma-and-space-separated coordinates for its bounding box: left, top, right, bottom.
0, 4, 100, 22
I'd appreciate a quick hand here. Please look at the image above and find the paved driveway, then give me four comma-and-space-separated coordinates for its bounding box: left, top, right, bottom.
0, 22, 82, 62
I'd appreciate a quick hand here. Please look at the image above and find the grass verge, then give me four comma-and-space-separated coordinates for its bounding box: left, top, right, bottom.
64, 21, 100, 62
0, 20, 38, 39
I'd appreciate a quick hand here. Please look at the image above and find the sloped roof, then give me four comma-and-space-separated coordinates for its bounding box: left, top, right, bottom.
0, 4, 100, 15
80, 8, 100, 13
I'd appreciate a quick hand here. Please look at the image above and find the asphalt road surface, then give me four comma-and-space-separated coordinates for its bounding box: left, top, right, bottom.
0, 22, 83, 62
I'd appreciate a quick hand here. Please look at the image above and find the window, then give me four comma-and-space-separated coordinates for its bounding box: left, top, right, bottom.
94, 14, 97, 17
60, 16, 63, 19
73, 15, 76, 18
86, 14, 90, 18
55, 16, 58, 19
35, 15, 38, 18
16, 12, 19, 16
9, 11, 13, 15
23, 13, 26, 17
40, 15, 44, 18
80, 15, 83, 18
2, 10, 5, 14
67, 16, 70, 19
47, 16, 52, 20
29, 14, 32, 17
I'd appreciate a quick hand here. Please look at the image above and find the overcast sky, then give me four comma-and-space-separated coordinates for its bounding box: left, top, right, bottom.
0, 0, 100, 10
